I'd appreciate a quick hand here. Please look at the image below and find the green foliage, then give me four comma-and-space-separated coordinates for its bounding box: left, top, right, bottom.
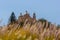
57, 25, 60, 29
48, 22, 51, 28
9, 12, 16, 24
38, 18, 47, 28
38, 18, 47, 24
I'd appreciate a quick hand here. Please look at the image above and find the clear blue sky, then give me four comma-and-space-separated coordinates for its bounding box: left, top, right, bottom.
0, 0, 60, 26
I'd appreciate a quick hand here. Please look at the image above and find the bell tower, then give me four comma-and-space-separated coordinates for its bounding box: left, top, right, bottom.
33, 13, 36, 19
20, 13, 22, 16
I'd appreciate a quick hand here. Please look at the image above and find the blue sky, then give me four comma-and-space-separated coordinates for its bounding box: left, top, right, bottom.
0, 0, 60, 26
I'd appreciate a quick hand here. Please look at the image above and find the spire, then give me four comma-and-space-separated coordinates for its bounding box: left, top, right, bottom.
20, 12, 22, 16
24, 10, 30, 17
26, 10, 28, 14
33, 13, 36, 19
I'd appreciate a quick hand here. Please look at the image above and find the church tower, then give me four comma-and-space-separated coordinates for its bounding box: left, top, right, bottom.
20, 13, 22, 16
33, 13, 36, 19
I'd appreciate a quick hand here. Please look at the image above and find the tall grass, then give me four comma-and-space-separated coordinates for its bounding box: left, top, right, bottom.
0, 21, 60, 40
